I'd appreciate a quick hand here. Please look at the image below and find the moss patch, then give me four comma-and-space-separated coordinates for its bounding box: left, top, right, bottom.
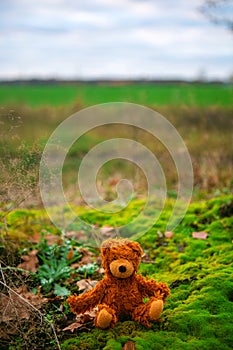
1, 195, 233, 349
59, 195, 233, 349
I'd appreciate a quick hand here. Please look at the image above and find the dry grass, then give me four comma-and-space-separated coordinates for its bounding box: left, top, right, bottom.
0, 102, 232, 210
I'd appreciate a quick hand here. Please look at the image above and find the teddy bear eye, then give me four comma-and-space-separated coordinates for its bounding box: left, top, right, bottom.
113, 256, 117, 260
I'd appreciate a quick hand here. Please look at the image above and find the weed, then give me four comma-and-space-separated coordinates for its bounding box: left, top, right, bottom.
36, 233, 82, 295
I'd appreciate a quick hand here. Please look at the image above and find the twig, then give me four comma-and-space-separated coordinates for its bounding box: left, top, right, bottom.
0, 266, 36, 274
0, 280, 61, 350
4, 217, 9, 237
0, 262, 16, 307
1, 190, 35, 220
0, 262, 7, 286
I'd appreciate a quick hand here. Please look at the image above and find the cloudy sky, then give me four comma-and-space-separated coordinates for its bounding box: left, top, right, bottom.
0, 0, 232, 80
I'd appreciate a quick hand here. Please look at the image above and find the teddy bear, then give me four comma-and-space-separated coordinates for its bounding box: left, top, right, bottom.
67, 238, 170, 329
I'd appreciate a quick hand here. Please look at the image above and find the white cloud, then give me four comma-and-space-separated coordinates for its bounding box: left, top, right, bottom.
0, 0, 232, 79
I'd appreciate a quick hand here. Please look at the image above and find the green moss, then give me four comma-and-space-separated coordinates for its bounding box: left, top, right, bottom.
2, 194, 233, 349
103, 339, 122, 350
1, 207, 59, 239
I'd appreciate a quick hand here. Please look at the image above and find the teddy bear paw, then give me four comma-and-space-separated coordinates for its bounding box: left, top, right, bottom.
96, 309, 113, 329
149, 299, 163, 321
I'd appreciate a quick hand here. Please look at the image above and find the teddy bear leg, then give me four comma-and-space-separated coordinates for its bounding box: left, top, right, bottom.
149, 299, 163, 321
132, 297, 163, 328
95, 304, 117, 329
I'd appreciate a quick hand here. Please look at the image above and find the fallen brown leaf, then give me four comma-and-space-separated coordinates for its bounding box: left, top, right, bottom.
63, 309, 97, 332
0, 293, 30, 322
15, 286, 47, 308
99, 226, 114, 236
164, 231, 174, 239
76, 279, 98, 293
0, 324, 18, 339
141, 253, 155, 264
66, 230, 88, 242
122, 340, 136, 350
66, 247, 74, 261
17, 249, 39, 273
71, 247, 96, 270
29, 232, 61, 245
75, 309, 98, 323
79, 247, 94, 265
83, 309, 97, 318
80, 312, 94, 323
192, 231, 208, 240
63, 321, 83, 332
96, 267, 105, 274
0, 286, 47, 323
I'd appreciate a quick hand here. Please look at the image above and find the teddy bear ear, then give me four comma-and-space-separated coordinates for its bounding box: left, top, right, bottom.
127, 241, 143, 257
101, 245, 109, 257
101, 239, 112, 257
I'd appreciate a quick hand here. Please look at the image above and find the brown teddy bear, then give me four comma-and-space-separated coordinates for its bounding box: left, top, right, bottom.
67, 238, 170, 329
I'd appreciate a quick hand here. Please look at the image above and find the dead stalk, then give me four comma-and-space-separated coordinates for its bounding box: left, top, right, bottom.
0, 279, 61, 350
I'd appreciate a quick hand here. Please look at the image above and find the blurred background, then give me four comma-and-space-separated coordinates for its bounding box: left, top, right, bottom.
0, 0, 232, 208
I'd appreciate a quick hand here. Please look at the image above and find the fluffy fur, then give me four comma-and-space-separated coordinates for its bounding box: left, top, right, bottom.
67, 238, 170, 329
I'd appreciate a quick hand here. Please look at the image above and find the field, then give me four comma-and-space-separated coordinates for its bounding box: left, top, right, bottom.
0, 82, 232, 107
0, 82, 233, 349
0, 82, 232, 208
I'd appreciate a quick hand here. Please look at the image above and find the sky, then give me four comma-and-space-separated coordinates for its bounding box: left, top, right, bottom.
0, 0, 232, 80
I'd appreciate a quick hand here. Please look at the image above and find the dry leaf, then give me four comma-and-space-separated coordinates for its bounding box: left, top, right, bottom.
71, 248, 95, 269
122, 340, 136, 350
66, 230, 88, 242
99, 226, 114, 236
192, 231, 208, 240
157, 230, 163, 238
15, 286, 47, 308
63, 322, 83, 332
96, 267, 105, 274
0, 286, 47, 323
79, 247, 94, 265
0, 293, 30, 322
141, 253, 155, 264
84, 309, 97, 318
76, 279, 98, 293
18, 249, 39, 272
29, 232, 61, 245
0, 324, 18, 339
75, 309, 97, 322
81, 313, 94, 323
164, 231, 174, 239
66, 247, 74, 261
63, 309, 97, 332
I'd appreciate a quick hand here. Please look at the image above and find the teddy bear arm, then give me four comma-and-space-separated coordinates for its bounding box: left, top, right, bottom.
136, 275, 170, 300
156, 282, 170, 300
67, 280, 105, 314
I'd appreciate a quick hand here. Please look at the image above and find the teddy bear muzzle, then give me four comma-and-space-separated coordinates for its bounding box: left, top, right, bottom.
109, 258, 134, 278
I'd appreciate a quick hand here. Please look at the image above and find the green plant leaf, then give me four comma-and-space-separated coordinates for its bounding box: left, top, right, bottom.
54, 284, 70, 297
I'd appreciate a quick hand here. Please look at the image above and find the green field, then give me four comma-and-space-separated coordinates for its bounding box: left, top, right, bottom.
0, 83, 232, 107
0, 82, 232, 206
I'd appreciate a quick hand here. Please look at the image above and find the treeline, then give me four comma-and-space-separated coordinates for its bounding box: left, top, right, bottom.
0, 78, 228, 86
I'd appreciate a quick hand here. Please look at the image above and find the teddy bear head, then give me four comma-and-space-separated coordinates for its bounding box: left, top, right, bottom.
101, 238, 143, 279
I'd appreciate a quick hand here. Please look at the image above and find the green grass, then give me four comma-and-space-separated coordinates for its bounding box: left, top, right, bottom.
2, 194, 232, 349
0, 83, 232, 107
0, 82, 232, 198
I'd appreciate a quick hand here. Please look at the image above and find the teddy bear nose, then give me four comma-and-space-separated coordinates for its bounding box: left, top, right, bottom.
119, 265, 126, 273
